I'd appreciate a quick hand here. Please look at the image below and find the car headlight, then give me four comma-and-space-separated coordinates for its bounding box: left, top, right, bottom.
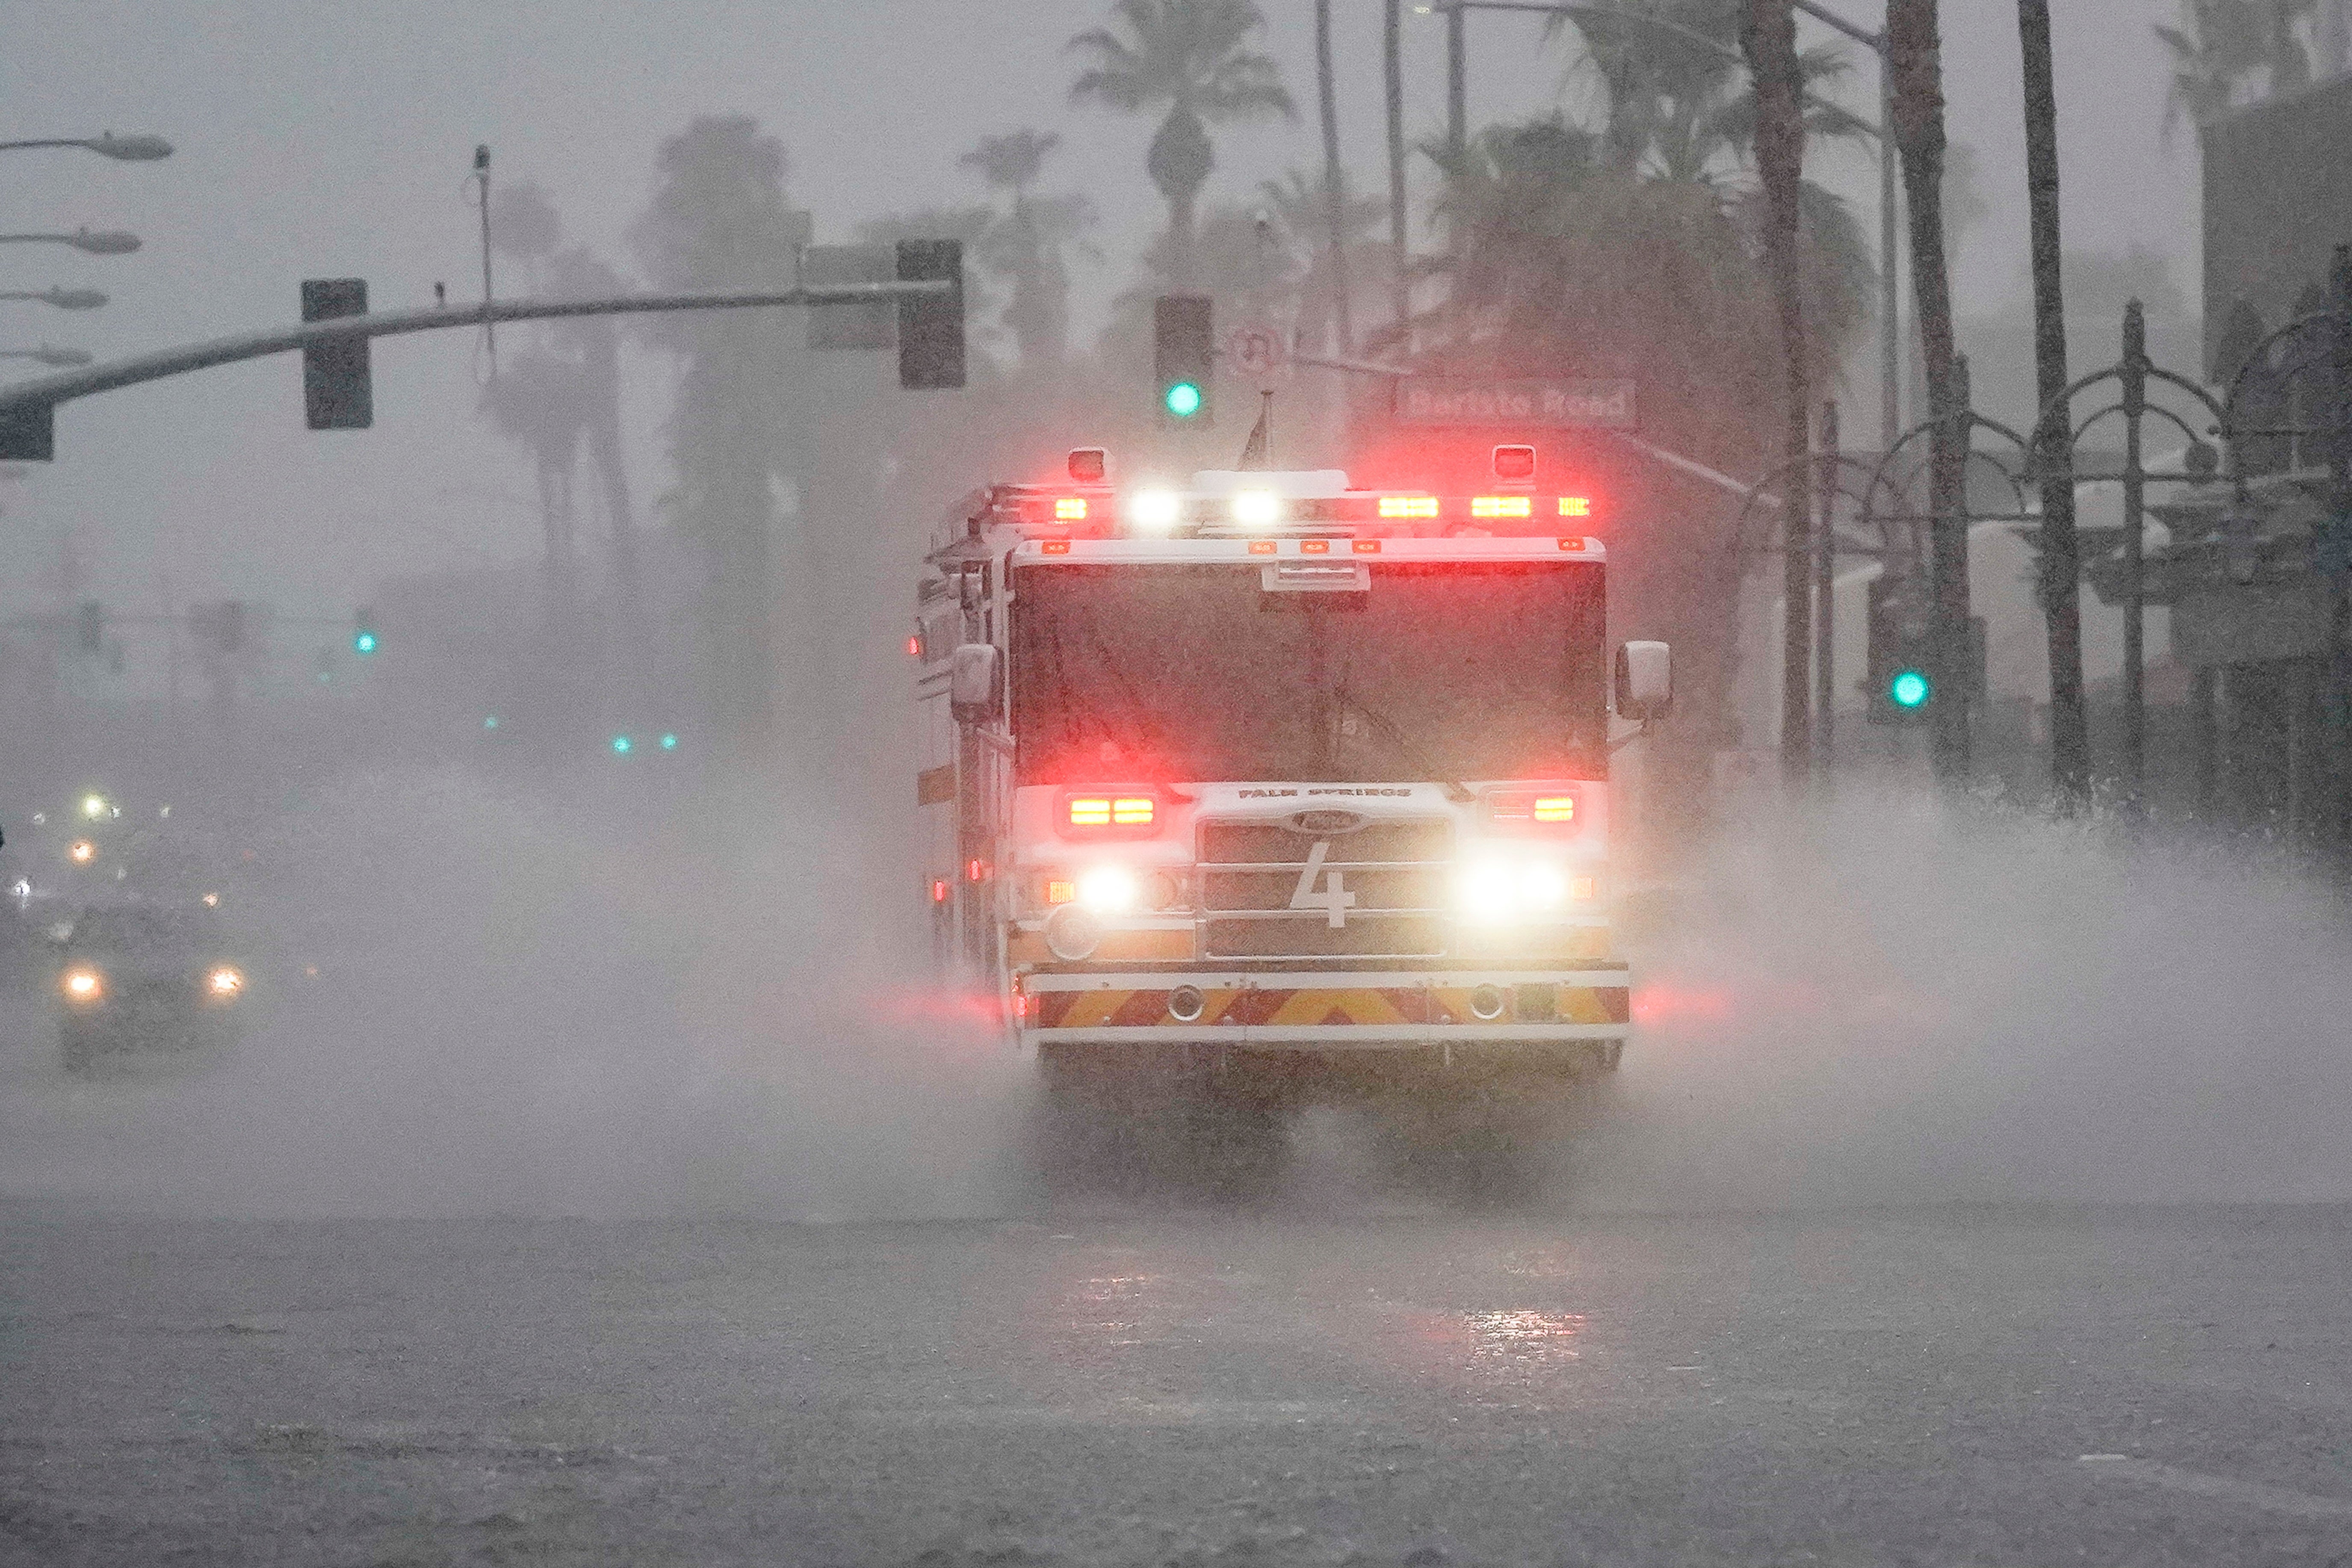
207, 966, 245, 999
61, 966, 103, 1004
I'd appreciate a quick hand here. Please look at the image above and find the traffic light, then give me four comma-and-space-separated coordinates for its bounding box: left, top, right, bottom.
1866, 576, 1935, 726
301, 278, 372, 430
352, 609, 378, 655
1867, 576, 1985, 725
76, 600, 103, 655
1154, 295, 1212, 425
895, 239, 965, 390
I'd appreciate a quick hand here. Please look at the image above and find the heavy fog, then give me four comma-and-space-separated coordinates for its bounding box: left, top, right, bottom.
0, 0, 2337, 1225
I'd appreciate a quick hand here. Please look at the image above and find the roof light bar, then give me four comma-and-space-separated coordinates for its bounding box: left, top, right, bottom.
1471, 496, 1533, 518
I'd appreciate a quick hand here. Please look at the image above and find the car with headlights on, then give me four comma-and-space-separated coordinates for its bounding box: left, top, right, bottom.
53, 902, 249, 1074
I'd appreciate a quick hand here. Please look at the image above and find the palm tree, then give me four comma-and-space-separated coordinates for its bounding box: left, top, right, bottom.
1384, 0, 1409, 337
961, 129, 1099, 369
1742, 0, 1813, 775
1887, 0, 1968, 780
1548, 0, 1869, 182
1313, 0, 1352, 353
483, 185, 638, 618
631, 114, 802, 742
2019, 0, 2088, 810
1068, 0, 1295, 287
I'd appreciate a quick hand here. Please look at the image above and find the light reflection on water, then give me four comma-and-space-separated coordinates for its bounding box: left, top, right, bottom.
1064, 1272, 1170, 1348
1462, 1308, 1587, 1363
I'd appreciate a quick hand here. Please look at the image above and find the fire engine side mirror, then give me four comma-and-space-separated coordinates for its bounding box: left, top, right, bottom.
1615, 640, 1672, 722
950, 643, 1002, 726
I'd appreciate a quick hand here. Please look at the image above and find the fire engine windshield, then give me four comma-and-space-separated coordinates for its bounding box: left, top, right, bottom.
1011, 561, 1607, 785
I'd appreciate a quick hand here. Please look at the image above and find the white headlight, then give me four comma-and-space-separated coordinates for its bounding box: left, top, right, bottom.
1517, 865, 1569, 909
1456, 860, 1518, 923
1076, 865, 1139, 912
1129, 490, 1180, 532
1232, 490, 1280, 528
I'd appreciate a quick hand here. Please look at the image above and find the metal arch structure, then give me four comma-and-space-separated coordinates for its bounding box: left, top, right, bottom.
1853, 400, 2036, 570
2016, 302, 2241, 808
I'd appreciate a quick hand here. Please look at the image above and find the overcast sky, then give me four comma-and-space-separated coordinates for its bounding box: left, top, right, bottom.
2, 1, 2196, 616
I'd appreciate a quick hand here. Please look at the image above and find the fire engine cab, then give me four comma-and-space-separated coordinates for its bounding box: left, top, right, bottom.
913, 447, 1671, 1104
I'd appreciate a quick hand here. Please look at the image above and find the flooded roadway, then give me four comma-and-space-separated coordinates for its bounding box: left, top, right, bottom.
6, 1202, 2350, 1565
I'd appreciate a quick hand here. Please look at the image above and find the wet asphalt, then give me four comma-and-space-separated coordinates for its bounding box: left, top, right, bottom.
6, 1200, 2352, 1565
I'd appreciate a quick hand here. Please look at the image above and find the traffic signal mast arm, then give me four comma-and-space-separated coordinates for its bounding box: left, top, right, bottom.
0, 280, 951, 420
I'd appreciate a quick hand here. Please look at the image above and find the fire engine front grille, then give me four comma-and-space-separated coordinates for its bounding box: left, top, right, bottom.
1204, 915, 1448, 959
1198, 820, 1450, 866
1197, 815, 1452, 960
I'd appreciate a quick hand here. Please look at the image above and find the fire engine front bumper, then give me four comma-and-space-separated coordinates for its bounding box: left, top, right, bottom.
1019, 963, 1631, 1051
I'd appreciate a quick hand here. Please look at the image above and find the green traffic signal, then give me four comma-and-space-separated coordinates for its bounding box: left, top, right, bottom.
1889, 668, 1931, 709
1163, 380, 1203, 418
352, 630, 378, 655
659, 733, 678, 751
611, 734, 633, 755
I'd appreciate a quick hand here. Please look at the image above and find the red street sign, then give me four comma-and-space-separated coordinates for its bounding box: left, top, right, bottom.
1393, 376, 1637, 429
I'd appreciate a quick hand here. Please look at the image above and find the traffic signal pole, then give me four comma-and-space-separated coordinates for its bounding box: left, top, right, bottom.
0, 278, 954, 460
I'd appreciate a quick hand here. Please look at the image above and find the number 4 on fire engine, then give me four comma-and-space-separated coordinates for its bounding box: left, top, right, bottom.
1288, 841, 1357, 929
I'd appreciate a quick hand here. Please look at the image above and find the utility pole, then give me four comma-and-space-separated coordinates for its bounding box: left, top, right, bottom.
470, 145, 496, 375
2018, 0, 2088, 811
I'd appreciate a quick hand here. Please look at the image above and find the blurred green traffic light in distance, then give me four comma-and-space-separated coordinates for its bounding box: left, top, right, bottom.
1890, 669, 1931, 709
611, 734, 633, 755
659, 733, 678, 751
352, 630, 378, 654
483, 715, 499, 731
1163, 381, 1203, 418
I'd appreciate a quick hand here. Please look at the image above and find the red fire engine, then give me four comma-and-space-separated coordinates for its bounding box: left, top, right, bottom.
913, 445, 1671, 1105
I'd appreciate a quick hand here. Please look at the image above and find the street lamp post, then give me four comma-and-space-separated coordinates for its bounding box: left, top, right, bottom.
1426, 0, 1900, 449
0, 133, 172, 161
0, 229, 142, 255
0, 288, 107, 310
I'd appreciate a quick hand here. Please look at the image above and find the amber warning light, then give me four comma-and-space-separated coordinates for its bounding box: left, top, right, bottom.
1068, 796, 1155, 828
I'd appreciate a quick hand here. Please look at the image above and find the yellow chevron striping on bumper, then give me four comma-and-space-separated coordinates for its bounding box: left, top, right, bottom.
1264, 988, 1409, 1026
